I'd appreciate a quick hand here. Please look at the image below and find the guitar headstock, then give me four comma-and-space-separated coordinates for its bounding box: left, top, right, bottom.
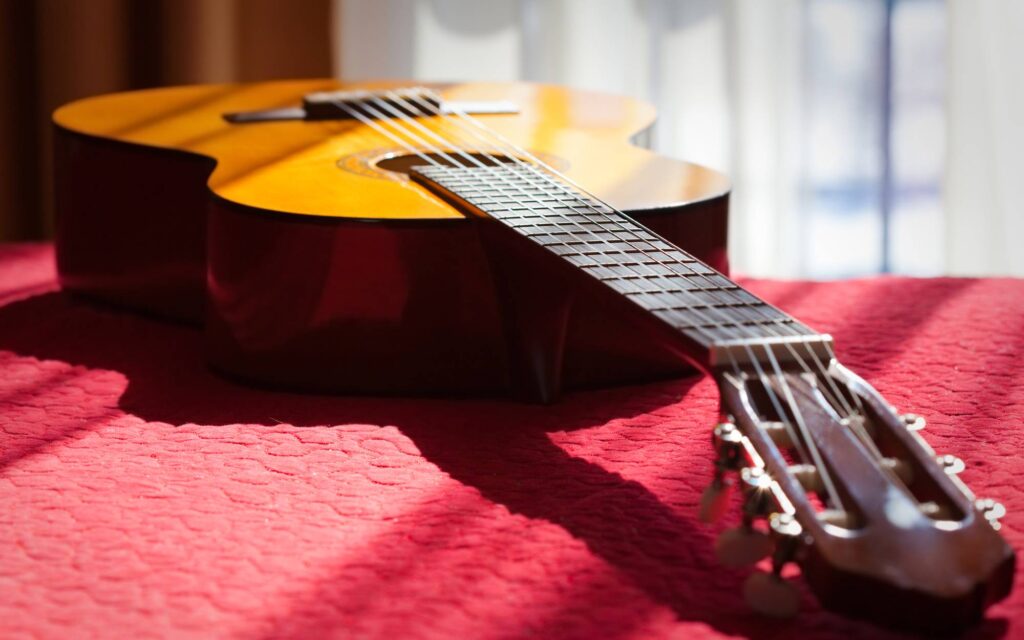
702, 336, 1015, 633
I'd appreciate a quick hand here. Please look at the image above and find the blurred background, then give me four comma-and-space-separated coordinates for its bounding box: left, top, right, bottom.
1, 0, 1020, 278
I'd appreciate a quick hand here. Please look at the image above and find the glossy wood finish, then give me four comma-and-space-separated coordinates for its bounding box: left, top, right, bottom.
53, 80, 730, 397
54, 131, 212, 321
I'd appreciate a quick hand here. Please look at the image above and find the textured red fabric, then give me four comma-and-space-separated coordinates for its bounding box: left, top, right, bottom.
0, 242, 1021, 639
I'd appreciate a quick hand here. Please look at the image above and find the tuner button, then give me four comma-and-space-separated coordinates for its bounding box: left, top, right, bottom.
977, 499, 1007, 530
901, 413, 926, 431
739, 467, 775, 517
743, 571, 799, 619
769, 512, 803, 539
938, 454, 965, 475
713, 421, 742, 444
739, 467, 772, 498
715, 526, 773, 567
699, 481, 733, 524
712, 422, 744, 470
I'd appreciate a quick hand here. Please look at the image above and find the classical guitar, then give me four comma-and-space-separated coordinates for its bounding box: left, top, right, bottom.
52, 80, 1013, 633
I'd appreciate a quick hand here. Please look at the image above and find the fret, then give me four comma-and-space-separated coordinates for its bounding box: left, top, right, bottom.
412, 163, 817, 352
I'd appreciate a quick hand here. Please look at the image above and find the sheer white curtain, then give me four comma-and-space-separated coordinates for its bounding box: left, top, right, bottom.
945, 0, 1024, 276
333, 0, 1021, 278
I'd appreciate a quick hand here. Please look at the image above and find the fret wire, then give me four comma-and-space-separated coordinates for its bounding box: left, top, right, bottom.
349, 93, 810, 352
392, 94, 849, 509
422, 164, 811, 342
487, 165, 787, 315
354, 108, 688, 322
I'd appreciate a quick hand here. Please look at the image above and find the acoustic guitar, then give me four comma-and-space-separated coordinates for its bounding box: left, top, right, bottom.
52, 80, 1013, 633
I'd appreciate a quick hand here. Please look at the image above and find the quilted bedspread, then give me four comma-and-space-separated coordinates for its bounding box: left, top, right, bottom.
1, 242, 1022, 639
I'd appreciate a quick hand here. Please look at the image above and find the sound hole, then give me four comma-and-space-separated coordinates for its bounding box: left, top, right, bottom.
374, 152, 518, 175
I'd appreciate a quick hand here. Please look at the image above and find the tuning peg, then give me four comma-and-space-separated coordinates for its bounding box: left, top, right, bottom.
743, 572, 800, 618
901, 413, 926, 431
977, 498, 1007, 530
713, 467, 779, 565
770, 512, 803, 539
712, 422, 743, 466
739, 467, 774, 514
699, 422, 744, 524
743, 512, 803, 617
938, 454, 965, 475
715, 526, 773, 566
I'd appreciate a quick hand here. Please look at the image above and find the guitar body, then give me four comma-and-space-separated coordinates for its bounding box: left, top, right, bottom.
54, 79, 730, 400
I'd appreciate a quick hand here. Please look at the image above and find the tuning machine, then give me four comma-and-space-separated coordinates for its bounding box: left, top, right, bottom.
938, 454, 966, 475
701, 421, 805, 617
743, 513, 803, 618
977, 498, 1007, 530
900, 413, 926, 431
703, 424, 781, 567
715, 467, 774, 566
699, 422, 744, 523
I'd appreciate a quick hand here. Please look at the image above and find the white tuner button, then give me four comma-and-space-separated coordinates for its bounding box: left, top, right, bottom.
938, 454, 965, 475
977, 499, 1007, 530
901, 413, 926, 431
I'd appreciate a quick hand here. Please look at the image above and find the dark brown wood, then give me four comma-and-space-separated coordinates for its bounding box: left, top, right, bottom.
717, 358, 1015, 633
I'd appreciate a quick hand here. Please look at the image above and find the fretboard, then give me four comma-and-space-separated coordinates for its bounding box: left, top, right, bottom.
413, 164, 817, 358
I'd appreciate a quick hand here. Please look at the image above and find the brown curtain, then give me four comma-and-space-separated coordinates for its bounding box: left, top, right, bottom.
0, 0, 333, 242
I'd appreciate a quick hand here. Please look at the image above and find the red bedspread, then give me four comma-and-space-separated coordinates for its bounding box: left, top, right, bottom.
0, 243, 1021, 639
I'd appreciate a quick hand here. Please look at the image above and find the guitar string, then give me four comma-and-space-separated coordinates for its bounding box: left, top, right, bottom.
337, 93, 848, 512
379, 90, 889, 504
374, 91, 874, 490
395, 90, 862, 424
330, 95, 846, 512
369, 94, 861, 511
387, 92, 872, 492
359, 95, 780, 341
405, 93, 889, 470
344, 91, 864, 475
380, 91, 815, 355
367, 97, 802, 336
421, 93, 858, 417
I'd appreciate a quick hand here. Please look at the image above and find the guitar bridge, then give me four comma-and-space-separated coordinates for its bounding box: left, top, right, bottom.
223, 87, 519, 124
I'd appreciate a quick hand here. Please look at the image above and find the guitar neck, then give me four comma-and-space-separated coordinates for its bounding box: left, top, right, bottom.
413, 163, 823, 369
